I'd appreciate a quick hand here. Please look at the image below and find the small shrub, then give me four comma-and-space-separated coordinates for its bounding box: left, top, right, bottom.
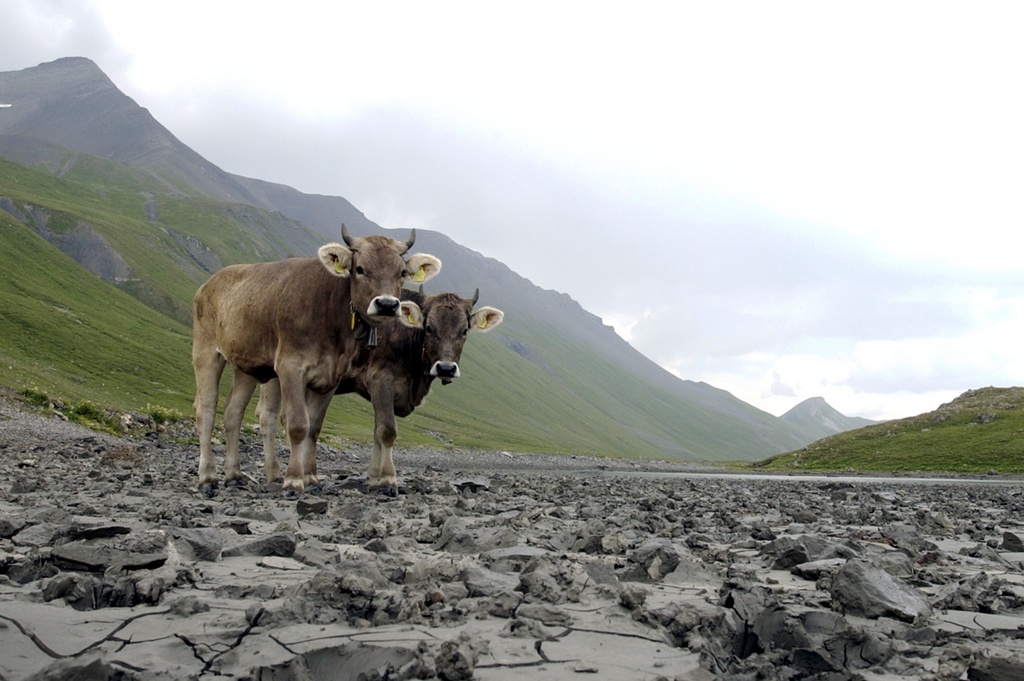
67, 400, 121, 433
18, 385, 52, 410
147, 403, 184, 425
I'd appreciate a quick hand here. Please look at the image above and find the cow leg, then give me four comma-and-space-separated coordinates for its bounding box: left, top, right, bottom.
279, 374, 312, 495
222, 370, 258, 487
368, 381, 399, 496
303, 391, 334, 491
192, 346, 226, 497
256, 380, 284, 484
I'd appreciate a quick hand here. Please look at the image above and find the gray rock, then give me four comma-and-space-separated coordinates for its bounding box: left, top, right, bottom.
831, 558, 933, 622
625, 537, 681, 581
791, 557, 847, 580
481, 544, 549, 572
519, 554, 589, 603
11, 522, 64, 548
450, 475, 491, 493
296, 497, 328, 516
762, 534, 857, 569
517, 602, 573, 626
1002, 530, 1024, 552
222, 533, 296, 558
167, 527, 225, 561
968, 654, 1024, 681
0, 515, 27, 538
432, 515, 518, 554
435, 635, 479, 681
50, 540, 167, 572
462, 565, 519, 597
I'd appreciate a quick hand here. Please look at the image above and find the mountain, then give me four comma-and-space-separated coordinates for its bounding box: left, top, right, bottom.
0, 57, 268, 205
779, 396, 878, 443
759, 387, 1024, 474
0, 57, 845, 461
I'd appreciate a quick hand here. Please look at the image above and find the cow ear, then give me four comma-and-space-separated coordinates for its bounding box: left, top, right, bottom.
399, 301, 424, 328
406, 254, 442, 283
318, 243, 353, 278
470, 306, 504, 332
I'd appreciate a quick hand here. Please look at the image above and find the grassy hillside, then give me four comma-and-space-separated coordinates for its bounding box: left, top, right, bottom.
0, 213, 194, 410
4, 153, 807, 461
755, 386, 1024, 474
0, 157, 719, 457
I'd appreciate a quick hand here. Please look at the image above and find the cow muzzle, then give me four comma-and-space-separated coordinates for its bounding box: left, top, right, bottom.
366, 295, 401, 318
431, 361, 461, 385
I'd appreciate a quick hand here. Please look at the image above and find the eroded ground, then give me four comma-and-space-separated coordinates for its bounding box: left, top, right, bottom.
2, 400, 1024, 680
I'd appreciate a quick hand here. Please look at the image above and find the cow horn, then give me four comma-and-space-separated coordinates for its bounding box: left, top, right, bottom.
402, 229, 416, 254
470, 288, 480, 307
341, 224, 357, 248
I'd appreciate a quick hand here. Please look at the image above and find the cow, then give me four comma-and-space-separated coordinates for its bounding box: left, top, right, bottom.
256, 288, 504, 495
191, 226, 441, 496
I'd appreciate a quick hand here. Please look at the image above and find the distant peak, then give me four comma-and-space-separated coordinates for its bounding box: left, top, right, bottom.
782, 396, 843, 420
37, 56, 102, 72
14, 57, 115, 91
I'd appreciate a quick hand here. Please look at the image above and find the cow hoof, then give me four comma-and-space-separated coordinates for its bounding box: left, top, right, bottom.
373, 486, 399, 498
199, 482, 219, 498
306, 484, 323, 495
225, 478, 246, 489
282, 489, 301, 500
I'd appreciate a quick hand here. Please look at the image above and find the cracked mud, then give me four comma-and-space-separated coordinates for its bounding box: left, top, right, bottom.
2, 396, 1024, 680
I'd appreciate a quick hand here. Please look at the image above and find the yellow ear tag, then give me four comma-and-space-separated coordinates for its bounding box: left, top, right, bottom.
350, 311, 356, 329
333, 260, 347, 276
407, 313, 417, 325
412, 266, 427, 283
477, 318, 489, 329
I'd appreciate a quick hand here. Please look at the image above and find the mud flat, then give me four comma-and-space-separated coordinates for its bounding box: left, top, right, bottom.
2, 398, 1024, 680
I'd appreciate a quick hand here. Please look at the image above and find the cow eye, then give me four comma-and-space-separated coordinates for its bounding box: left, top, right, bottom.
355, 265, 365, 276
425, 324, 434, 335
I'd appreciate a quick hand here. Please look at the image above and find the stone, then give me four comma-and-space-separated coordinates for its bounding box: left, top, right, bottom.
968, 654, 1024, 681
831, 558, 933, 622
462, 565, 519, 597
626, 537, 681, 580
296, 497, 328, 516
450, 475, 491, 493
435, 634, 480, 681
1002, 531, 1024, 552
167, 527, 225, 561
50, 541, 167, 572
222, 533, 296, 558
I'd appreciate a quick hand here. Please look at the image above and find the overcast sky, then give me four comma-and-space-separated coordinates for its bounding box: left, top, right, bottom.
3, 1, 1023, 421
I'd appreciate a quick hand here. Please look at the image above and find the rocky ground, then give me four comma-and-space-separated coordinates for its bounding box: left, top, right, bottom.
2, 396, 1024, 680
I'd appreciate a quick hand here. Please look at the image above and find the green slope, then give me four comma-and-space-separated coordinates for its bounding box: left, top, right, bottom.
0, 153, 801, 460
0, 213, 194, 410
755, 386, 1024, 474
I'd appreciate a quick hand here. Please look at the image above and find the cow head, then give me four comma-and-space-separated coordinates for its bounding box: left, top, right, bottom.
400, 289, 504, 384
318, 225, 441, 320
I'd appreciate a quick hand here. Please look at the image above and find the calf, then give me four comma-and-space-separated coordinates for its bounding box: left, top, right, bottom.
257, 288, 504, 495
191, 226, 441, 496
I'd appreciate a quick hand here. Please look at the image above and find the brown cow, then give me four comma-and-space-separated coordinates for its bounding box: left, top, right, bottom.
191, 226, 441, 496
256, 288, 504, 495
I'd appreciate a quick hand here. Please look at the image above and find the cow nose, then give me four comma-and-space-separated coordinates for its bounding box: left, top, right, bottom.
369, 296, 400, 316
432, 361, 460, 379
